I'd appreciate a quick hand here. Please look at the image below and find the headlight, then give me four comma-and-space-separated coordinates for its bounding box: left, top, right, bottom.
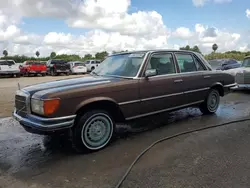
31, 98, 60, 115
31, 99, 44, 115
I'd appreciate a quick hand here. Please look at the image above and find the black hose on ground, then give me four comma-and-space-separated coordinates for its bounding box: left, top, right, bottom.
114, 118, 250, 188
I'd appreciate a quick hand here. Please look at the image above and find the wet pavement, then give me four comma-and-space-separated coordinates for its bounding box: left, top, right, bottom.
0, 91, 250, 188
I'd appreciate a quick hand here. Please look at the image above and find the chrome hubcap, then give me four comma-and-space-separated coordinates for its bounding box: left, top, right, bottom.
207, 91, 219, 112
81, 114, 113, 150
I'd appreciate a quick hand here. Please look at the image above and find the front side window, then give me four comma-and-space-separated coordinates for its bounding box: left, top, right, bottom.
93, 53, 145, 77
193, 56, 206, 71
146, 53, 176, 75
175, 54, 197, 73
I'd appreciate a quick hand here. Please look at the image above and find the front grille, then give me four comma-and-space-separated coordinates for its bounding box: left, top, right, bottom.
15, 94, 27, 116
235, 73, 244, 84
244, 72, 250, 84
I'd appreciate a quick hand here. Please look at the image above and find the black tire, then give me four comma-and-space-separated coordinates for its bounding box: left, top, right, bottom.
66, 72, 70, 76
91, 67, 95, 71
16, 73, 20, 78
72, 110, 115, 153
199, 89, 220, 114
42, 73, 46, 77
50, 69, 56, 76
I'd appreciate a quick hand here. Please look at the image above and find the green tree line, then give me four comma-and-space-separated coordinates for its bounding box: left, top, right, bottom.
2, 44, 250, 63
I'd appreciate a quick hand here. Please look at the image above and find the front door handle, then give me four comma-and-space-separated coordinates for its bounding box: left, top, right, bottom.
174, 79, 183, 83
204, 75, 211, 79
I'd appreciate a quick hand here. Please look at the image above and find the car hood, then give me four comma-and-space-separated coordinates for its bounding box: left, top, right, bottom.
22, 75, 119, 96
225, 67, 250, 76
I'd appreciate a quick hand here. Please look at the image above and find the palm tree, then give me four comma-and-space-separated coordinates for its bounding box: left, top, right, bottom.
3, 50, 8, 57
50, 52, 56, 59
212, 44, 218, 53
35, 51, 40, 58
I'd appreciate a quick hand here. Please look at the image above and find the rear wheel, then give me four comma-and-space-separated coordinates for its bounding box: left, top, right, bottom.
200, 89, 220, 114
91, 67, 95, 71
42, 73, 46, 77
72, 110, 115, 153
50, 69, 56, 76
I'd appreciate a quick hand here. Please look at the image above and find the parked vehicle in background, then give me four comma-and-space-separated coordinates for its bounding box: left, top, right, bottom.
229, 56, 250, 90
13, 50, 236, 152
20, 61, 47, 76
208, 59, 241, 70
0, 60, 20, 77
84, 59, 101, 72
46, 59, 70, 76
68, 61, 87, 74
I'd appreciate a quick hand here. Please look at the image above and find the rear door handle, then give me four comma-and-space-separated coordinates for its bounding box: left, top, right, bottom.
174, 79, 183, 83
204, 75, 211, 79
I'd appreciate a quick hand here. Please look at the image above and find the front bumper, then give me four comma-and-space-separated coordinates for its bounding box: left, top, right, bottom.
223, 83, 237, 94
232, 84, 250, 90
13, 109, 76, 135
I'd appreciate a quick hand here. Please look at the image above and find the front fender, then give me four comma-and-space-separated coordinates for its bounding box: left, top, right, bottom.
75, 97, 118, 113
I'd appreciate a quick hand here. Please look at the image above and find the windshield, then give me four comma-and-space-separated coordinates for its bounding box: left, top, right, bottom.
75, 62, 85, 66
242, 58, 250, 67
93, 53, 145, 77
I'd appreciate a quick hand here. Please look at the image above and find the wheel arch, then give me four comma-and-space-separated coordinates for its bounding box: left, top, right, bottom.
75, 97, 125, 123
210, 82, 224, 96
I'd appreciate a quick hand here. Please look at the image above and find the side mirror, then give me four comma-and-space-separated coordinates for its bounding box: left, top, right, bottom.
145, 69, 157, 78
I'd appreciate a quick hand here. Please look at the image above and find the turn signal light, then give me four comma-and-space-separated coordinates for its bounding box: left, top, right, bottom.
44, 99, 60, 115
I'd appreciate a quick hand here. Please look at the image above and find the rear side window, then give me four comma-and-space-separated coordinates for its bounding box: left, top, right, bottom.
91, 61, 95, 64
175, 54, 197, 73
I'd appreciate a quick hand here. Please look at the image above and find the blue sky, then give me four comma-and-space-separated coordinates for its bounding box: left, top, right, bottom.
20, 0, 249, 34
1, 0, 250, 56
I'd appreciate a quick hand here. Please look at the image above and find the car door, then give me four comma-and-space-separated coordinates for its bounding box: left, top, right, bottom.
138, 52, 185, 116
174, 53, 209, 104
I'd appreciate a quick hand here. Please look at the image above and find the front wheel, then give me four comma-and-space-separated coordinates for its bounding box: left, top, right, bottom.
72, 110, 115, 153
199, 89, 220, 114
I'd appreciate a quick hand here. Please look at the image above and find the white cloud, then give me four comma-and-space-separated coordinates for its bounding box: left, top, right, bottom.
172, 27, 193, 39
192, 0, 231, 7
0, 0, 248, 57
172, 24, 242, 53
246, 9, 250, 19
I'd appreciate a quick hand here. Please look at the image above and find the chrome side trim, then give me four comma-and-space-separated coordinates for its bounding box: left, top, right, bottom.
118, 99, 141, 105
141, 92, 183, 102
184, 88, 209, 94
126, 100, 204, 120
224, 83, 237, 88
118, 88, 208, 105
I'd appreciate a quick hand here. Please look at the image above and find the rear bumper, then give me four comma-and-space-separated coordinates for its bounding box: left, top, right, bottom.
13, 109, 76, 135
0, 71, 20, 75
27, 71, 47, 74
55, 69, 70, 73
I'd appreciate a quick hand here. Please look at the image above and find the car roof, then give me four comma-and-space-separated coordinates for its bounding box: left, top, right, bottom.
110, 49, 202, 56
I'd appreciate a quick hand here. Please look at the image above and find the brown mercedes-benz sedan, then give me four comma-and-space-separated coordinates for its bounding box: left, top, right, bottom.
13, 50, 236, 152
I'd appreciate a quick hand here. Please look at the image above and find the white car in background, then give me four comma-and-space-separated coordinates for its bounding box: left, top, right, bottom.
227, 56, 250, 90
68, 61, 87, 74
84, 59, 101, 72
0, 60, 20, 77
